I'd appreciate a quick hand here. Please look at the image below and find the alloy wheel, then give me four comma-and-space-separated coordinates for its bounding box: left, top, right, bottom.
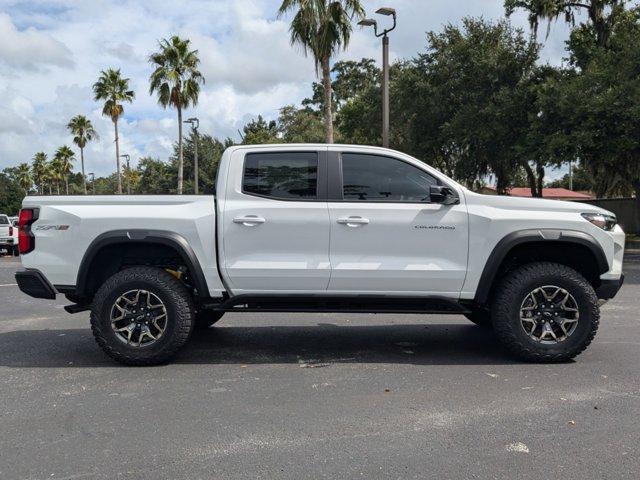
110, 289, 168, 347
519, 285, 579, 344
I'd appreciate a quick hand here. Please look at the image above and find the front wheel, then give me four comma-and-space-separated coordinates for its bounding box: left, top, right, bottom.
90, 267, 195, 366
492, 262, 599, 363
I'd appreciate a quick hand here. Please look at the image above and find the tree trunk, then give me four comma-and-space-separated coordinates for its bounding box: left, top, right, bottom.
114, 119, 122, 194
177, 105, 184, 195
56, 182, 60, 195
65, 178, 69, 195
523, 163, 538, 197
633, 179, 640, 233
321, 56, 334, 144
535, 162, 545, 198
80, 147, 87, 195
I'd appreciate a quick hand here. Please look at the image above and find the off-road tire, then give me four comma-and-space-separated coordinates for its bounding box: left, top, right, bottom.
194, 310, 225, 329
90, 267, 195, 366
492, 262, 599, 363
464, 309, 492, 329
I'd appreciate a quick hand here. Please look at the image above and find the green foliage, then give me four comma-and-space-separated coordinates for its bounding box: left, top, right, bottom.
504, 0, 627, 46
179, 132, 233, 194
278, 0, 365, 70
278, 105, 325, 143
149, 35, 205, 194
241, 115, 280, 145
67, 115, 98, 149
304, 58, 379, 112
93, 69, 135, 123
31, 152, 48, 195
278, 0, 365, 142
547, 162, 596, 192
0, 172, 24, 215
391, 19, 543, 193
560, 7, 640, 202
148, 36, 204, 111
54, 145, 75, 195
136, 157, 175, 194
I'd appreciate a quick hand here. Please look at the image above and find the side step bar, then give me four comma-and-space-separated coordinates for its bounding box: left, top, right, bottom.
201, 294, 470, 315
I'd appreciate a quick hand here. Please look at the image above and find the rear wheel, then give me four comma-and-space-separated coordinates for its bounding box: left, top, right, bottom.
90, 266, 195, 366
492, 262, 599, 363
12, 245, 19, 257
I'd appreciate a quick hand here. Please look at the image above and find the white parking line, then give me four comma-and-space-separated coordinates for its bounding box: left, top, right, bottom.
0, 283, 18, 287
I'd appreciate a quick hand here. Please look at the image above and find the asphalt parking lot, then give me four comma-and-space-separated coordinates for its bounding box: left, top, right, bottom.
1, 255, 639, 480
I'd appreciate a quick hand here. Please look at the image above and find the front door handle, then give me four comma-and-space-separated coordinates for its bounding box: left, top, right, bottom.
337, 216, 370, 227
233, 215, 266, 226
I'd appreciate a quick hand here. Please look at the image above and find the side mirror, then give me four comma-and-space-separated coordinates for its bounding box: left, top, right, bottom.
430, 185, 459, 205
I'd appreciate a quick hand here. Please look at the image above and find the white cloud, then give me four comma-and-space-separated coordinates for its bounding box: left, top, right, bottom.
0, 0, 579, 176
0, 12, 73, 70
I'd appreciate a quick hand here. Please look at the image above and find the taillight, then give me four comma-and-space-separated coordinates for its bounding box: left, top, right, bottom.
9, 226, 13, 236
18, 208, 38, 255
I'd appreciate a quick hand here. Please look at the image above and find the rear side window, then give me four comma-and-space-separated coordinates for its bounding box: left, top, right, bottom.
341, 153, 439, 202
243, 152, 318, 200
0, 216, 8, 225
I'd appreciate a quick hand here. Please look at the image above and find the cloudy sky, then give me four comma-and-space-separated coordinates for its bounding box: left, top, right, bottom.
0, 0, 579, 177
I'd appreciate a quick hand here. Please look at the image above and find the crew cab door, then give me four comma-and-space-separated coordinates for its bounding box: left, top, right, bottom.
327, 150, 468, 297
220, 147, 331, 293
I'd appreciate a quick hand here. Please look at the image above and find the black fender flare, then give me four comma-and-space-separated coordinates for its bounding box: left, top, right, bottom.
474, 229, 609, 305
75, 230, 209, 298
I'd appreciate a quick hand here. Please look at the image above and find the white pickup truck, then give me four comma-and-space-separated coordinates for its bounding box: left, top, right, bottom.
0, 214, 19, 256
15, 144, 625, 365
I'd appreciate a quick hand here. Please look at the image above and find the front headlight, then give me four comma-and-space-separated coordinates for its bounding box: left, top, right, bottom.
582, 212, 617, 231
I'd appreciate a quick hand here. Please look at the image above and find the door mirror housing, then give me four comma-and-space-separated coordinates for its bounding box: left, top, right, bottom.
429, 185, 459, 205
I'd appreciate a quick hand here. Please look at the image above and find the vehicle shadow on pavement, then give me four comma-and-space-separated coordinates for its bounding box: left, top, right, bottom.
0, 323, 526, 367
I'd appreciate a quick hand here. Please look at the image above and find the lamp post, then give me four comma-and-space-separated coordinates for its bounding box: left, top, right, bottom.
184, 117, 200, 194
120, 154, 131, 195
87, 173, 95, 195
359, 7, 397, 149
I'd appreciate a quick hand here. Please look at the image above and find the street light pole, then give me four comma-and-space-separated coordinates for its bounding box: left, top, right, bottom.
120, 154, 131, 195
184, 118, 200, 194
359, 7, 397, 149
382, 33, 390, 149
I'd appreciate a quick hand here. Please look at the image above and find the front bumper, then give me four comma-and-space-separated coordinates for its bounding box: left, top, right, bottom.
15, 270, 57, 300
596, 274, 624, 300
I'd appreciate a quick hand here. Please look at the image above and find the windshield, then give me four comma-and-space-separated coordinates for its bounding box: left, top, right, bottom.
0, 216, 9, 225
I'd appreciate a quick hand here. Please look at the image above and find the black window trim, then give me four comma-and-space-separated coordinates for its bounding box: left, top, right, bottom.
328, 150, 455, 204
240, 150, 328, 202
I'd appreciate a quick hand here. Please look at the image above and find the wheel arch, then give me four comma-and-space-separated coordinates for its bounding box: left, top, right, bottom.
474, 229, 609, 305
75, 230, 208, 299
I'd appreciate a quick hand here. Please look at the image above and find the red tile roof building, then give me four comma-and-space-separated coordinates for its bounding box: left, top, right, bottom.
478, 186, 594, 200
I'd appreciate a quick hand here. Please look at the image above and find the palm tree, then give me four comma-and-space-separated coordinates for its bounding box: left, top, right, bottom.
278, 0, 364, 143
54, 146, 75, 195
93, 69, 135, 194
48, 158, 62, 195
16, 163, 34, 194
32, 152, 48, 194
67, 115, 98, 194
504, 0, 626, 46
149, 36, 204, 195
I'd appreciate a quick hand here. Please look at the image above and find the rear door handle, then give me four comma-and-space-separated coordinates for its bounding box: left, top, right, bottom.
337, 216, 370, 227
233, 215, 266, 226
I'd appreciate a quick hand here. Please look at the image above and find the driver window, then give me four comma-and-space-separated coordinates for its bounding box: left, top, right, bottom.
341, 153, 438, 202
